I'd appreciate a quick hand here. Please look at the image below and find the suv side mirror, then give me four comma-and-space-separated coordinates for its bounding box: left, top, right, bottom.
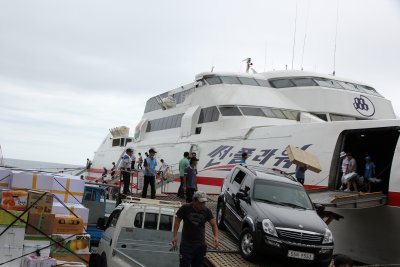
97, 217, 106, 230
236, 190, 249, 203
314, 203, 325, 213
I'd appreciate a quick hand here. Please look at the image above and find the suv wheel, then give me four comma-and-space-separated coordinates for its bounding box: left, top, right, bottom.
239, 228, 258, 261
216, 204, 226, 230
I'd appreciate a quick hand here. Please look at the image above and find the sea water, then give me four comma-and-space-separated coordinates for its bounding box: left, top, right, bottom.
2, 158, 84, 175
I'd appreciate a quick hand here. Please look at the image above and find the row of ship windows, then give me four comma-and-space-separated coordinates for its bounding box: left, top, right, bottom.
145, 106, 300, 132
268, 77, 380, 96
145, 107, 365, 133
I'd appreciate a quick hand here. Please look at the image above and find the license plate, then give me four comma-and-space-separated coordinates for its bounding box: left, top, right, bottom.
287, 250, 314, 260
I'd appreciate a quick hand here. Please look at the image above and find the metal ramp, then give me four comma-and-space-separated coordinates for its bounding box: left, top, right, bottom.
308, 189, 387, 209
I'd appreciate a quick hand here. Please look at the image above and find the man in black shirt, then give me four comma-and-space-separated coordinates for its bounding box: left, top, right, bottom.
172, 191, 219, 267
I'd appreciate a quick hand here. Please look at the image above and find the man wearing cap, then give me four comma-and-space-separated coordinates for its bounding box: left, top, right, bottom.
172, 191, 219, 267
142, 148, 157, 199
120, 148, 133, 194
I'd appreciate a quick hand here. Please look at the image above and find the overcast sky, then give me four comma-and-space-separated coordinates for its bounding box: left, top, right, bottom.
0, 0, 399, 165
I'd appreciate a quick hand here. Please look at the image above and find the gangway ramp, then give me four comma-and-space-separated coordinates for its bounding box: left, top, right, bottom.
307, 189, 387, 209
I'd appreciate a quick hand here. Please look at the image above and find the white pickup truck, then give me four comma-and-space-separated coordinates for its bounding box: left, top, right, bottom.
93, 197, 182, 267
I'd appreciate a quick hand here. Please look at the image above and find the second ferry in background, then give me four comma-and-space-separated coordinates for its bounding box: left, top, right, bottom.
86, 63, 400, 264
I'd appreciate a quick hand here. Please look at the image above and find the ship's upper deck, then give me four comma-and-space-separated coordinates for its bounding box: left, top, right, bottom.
143, 70, 394, 122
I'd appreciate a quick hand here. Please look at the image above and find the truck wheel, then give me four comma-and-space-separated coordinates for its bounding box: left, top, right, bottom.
239, 228, 258, 261
216, 204, 226, 230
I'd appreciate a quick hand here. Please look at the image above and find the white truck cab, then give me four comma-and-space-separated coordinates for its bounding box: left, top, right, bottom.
95, 197, 182, 267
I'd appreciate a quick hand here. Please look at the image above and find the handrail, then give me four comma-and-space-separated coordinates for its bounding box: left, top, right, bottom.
122, 196, 182, 208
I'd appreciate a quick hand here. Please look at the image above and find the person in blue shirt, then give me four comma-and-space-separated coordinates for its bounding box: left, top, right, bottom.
295, 164, 307, 185
120, 148, 133, 194
364, 156, 376, 192
239, 152, 248, 166
142, 148, 157, 199
184, 158, 199, 203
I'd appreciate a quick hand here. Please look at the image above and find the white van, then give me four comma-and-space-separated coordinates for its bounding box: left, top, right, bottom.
94, 197, 182, 267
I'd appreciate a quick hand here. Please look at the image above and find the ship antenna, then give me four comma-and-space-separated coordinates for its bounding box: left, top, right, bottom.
242, 58, 253, 73
301, 0, 310, 71
263, 41, 267, 72
332, 0, 339, 76
291, 1, 298, 70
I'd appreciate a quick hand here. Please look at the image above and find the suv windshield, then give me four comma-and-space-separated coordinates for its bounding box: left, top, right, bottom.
253, 180, 313, 210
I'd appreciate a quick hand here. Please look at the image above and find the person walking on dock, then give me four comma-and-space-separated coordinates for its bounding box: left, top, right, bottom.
239, 152, 248, 166
121, 148, 133, 194
178, 152, 190, 199
110, 162, 116, 179
295, 164, 307, 185
172, 191, 219, 267
184, 157, 198, 203
142, 148, 157, 199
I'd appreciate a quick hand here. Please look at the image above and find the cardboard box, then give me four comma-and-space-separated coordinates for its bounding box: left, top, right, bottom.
11, 172, 53, 191
50, 234, 90, 254
0, 209, 28, 226
0, 246, 23, 267
51, 175, 85, 204
23, 236, 51, 258
21, 255, 56, 267
0, 168, 12, 189
27, 190, 53, 213
1, 190, 28, 211
53, 215, 84, 235
286, 145, 322, 173
0, 225, 25, 247
51, 253, 90, 267
26, 213, 55, 235
52, 202, 89, 225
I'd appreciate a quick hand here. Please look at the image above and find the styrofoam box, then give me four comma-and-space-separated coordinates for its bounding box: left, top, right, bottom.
11, 171, 53, 191
23, 238, 51, 257
52, 202, 89, 225
0, 246, 23, 267
52, 175, 85, 204
21, 255, 57, 267
0, 225, 25, 248
0, 168, 12, 189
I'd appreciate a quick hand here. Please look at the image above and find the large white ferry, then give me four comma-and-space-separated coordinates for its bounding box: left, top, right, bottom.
87, 68, 400, 264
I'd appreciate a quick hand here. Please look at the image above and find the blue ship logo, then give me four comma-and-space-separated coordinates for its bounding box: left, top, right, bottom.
353, 95, 375, 117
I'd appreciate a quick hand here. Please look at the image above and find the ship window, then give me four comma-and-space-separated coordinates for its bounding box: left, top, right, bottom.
240, 107, 265, 117
176, 114, 183, 127
338, 81, 359, 92
205, 76, 222, 85
314, 78, 338, 88
269, 79, 295, 88
291, 78, 317, 87
199, 106, 219, 123
219, 106, 242, 116
330, 114, 356, 121
146, 121, 151, 132
282, 110, 296, 120
312, 113, 328, 121
238, 77, 259, 86
112, 139, 120, 147
271, 109, 286, 119
256, 79, 270, 87
291, 111, 300, 120
166, 115, 173, 129
261, 108, 276, 118
220, 76, 241, 84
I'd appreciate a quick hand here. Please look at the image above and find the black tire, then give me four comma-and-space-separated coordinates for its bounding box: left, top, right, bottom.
216, 204, 226, 230
239, 227, 258, 261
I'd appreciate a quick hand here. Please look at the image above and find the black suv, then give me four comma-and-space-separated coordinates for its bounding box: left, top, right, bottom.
217, 165, 333, 266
